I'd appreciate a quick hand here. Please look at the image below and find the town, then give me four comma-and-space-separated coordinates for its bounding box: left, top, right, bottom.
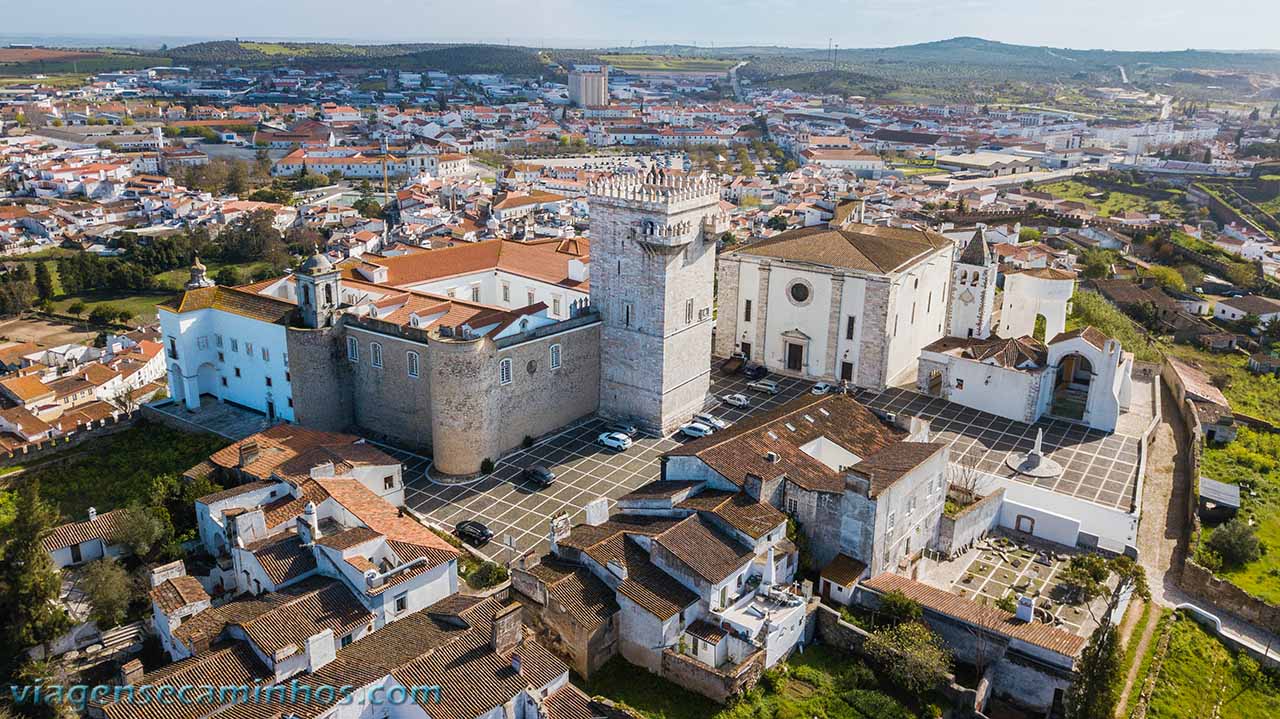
1, 22, 1280, 719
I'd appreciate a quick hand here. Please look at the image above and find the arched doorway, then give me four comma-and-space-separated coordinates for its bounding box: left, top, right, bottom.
1052, 353, 1093, 421
196, 363, 220, 405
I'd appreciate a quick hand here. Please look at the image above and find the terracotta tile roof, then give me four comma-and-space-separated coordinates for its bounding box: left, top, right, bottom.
557, 514, 684, 553
208, 424, 368, 480
542, 684, 598, 719
150, 576, 210, 613
850, 441, 947, 497
42, 508, 128, 552
619, 480, 703, 502
158, 285, 296, 324
862, 573, 1086, 658
927, 335, 1049, 369
0, 405, 53, 436
668, 393, 905, 494
676, 489, 787, 540
684, 619, 728, 644
195, 479, 275, 505
246, 530, 317, 586
527, 556, 617, 630
0, 373, 53, 402
174, 576, 372, 655
315, 525, 381, 550
98, 642, 270, 719
1049, 326, 1111, 350
1218, 294, 1280, 316
820, 553, 867, 587
591, 534, 697, 621
732, 222, 950, 274
262, 479, 331, 529
1004, 266, 1077, 281
341, 237, 589, 290
653, 515, 754, 584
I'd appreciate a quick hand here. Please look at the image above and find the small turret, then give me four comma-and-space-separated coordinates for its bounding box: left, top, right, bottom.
185, 256, 215, 290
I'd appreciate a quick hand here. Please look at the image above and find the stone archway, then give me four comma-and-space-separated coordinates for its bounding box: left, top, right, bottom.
1051, 353, 1093, 421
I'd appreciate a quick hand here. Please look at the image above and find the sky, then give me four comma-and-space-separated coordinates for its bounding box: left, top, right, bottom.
4, 0, 1279, 52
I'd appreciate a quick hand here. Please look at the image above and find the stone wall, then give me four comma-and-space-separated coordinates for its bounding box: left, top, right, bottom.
344, 326, 433, 451
286, 326, 353, 434
714, 259, 740, 358
659, 647, 762, 704
2, 411, 140, 467
857, 276, 891, 389
935, 487, 1004, 558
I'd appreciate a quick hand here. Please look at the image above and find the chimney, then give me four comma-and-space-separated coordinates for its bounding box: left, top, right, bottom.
1015, 595, 1035, 622
491, 602, 522, 657
118, 659, 144, 686
238, 440, 260, 468
88, 506, 98, 522
764, 451, 780, 464
296, 501, 320, 545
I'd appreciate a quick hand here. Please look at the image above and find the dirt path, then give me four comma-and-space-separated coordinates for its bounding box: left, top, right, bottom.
1115, 600, 1157, 716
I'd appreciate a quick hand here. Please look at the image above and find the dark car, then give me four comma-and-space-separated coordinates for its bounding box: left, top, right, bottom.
742, 363, 769, 380
522, 465, 556, 487
455, 520, 493, 545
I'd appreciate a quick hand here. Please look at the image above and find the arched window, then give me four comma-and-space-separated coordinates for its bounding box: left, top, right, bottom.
370, 342, 383, 368
549, 344, 562, 370
302, 284, 311, 306
971, 270, 980, 285
346, 336, 359, 362
499, 358, 512, 386
407, 350, 420, 378
324, 284, 334, 306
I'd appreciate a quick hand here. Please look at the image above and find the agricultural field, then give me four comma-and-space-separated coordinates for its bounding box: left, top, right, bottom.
1144, 614, 1280, 719
1037, 179, 1186, 220
51, 291, 171, 324
598, 54, 737, 73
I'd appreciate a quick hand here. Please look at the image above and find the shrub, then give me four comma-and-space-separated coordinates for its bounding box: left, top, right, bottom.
1207, 519, 1261, 568
469, 561, 508, 588
480, 458, 495, 474
80, 558, 134, 626
522, 435, 534, 449
878, 589, 923, 626
994, 593, 1018, 613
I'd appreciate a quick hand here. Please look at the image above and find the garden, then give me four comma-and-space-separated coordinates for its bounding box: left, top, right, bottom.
1142, 614, 1280, 719
1197, 427, 1280, 603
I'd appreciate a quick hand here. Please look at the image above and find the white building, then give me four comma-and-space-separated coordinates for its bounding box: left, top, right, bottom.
715, 223, 953, 389
568, 65, 609, 108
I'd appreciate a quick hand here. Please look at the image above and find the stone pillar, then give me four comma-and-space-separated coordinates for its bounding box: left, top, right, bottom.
753, 263, 771, 364
714, 259, 740, 359
823, 276, 845, 380
182, 375, 201, 411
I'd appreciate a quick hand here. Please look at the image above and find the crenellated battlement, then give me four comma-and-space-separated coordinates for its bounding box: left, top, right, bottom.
588, 167, 720, 212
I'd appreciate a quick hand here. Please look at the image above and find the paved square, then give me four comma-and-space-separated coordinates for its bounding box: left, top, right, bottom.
950, 535, 1097, 634
401, 370, 815, 559
850, 386, 1141, 512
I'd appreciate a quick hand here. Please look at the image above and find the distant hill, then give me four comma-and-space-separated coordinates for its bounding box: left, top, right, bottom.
167, 40, 551, 76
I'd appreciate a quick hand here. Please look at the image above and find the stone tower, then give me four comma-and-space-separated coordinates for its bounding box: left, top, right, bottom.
946, 228, 997, 339
296, 247, 341, 329
588, 169, 726, 434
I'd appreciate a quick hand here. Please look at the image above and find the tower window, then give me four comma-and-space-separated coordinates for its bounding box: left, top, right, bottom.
499, 358, 513, 386
846, 316, 856, 341
623, 301, 634, 328
685, 299, 694, 325
550, 344, 561, 370
407, 351, 420, 378
744, 299, 752, 322
501, 283, 510, 303
346, 336, 359, 362
370, 342, 383, 368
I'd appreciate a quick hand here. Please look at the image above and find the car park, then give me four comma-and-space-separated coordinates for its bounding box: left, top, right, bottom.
455, 520, 494, 545
522, 465, 556, 487
811, 382, 834, 395
747, 379, 780, 394
692, 412, 729, 430
722, 393, 750, 408
679, 421, 715, 438
598, 431, 634, 451
605, 421, 639, 437
742, 363, 769, 380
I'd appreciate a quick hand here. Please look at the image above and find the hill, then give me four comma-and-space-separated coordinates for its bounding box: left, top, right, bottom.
167, 40, 550, 75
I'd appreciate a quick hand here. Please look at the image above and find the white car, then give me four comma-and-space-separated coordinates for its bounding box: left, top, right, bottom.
597, 432, 634, 451
692, 412, 729, 430
811, 382, 834, 395
747, 379, 780, 395
722, 393, 750, 408
679, 421, 715, 438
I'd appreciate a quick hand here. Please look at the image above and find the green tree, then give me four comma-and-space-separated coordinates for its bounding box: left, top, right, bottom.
862, 621, 953, 699
876, 590, 923, 627
215, 266, 243, 286
352, 198, 383, 219
1141, 265, 1187, 292
766, 214, 789, 232
1080, 248, 1115, 279
88, 305, 120, 326
1207, 518, 1261, 568
66, 300, 87, 321
1018, 227, 1043, 243
117, 505, 169, 559
33, 262, 54, 302
0, 482, 71, 676
1057, 554, 1109, 605
79, 559, 133, 627
1065, 557, 1148, 719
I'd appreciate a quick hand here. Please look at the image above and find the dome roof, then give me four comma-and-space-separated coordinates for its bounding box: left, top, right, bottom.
299, 247, 334, 275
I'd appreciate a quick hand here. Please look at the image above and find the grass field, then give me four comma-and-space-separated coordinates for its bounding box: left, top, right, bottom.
1165, 344, 1280, 425
1199, 426, 1280, 603
1038, 179, 1185, 220
598, 54, 736, 73
1145, 615, 1280, 719
152, 260, 273, 290
1066, 290, 1165, 362
52, 291, 172, 323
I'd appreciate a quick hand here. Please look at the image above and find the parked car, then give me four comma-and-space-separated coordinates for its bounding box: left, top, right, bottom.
598, 431, 634, 451
747, 379, 780, 394
605, 421, 639, 437
455, 520, 493, 545
742, 364, 769, 380
522, 465, 556, 487
722, 393, 750, 408
692, 412, 729, 430
679, 421, 715, 438
811, 382, 834, 395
